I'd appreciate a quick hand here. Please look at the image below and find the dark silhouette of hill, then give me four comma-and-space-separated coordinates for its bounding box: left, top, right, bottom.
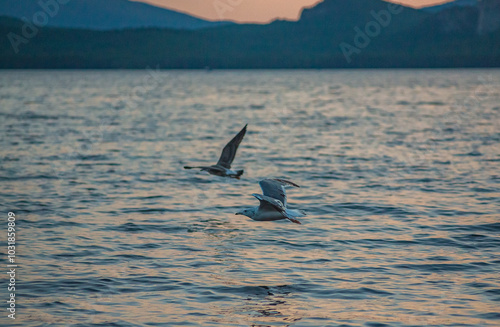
1, 0, 499, 68
422, 0, 477, 13
0, 0, 230, 30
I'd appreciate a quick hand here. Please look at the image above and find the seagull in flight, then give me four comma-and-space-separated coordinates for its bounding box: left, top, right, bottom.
184, 124, 247, 179
236, 179, 306, 224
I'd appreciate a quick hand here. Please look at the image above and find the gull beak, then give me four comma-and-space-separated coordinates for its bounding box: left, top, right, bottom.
235, 212, 241, 215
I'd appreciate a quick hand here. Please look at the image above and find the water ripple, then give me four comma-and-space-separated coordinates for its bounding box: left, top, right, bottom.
1, 70, 499, 327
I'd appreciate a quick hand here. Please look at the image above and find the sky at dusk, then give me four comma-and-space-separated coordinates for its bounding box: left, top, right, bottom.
134, 0, 451, 22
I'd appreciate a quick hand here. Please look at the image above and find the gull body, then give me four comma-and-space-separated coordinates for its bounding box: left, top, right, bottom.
196, 166, 243, 179
184, 124, 247, 179
238, 207, 305, 222
236, 179, 306, 224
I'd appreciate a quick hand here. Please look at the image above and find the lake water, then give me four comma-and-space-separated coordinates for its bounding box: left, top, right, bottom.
0, 70, 499, 327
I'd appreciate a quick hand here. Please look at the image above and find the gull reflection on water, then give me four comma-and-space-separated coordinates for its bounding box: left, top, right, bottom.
214, 284, 304, 327
192, 226, 305, 326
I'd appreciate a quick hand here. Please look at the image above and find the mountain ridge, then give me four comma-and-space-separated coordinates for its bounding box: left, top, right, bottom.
0, 0, 231, 30
422, 0, 478, 13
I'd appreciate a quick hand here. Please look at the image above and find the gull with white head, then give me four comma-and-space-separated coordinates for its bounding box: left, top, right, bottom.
184, 124, 247, 179
236, 179, 306, 224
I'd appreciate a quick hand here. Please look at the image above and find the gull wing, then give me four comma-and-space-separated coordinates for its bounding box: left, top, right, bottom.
252, 193, 285, 213
216, 124, 247, 169
252, 193, 302, 225
258, 179, 300, 207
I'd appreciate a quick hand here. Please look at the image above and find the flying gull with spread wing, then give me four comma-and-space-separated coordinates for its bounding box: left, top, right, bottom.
184, 124, 247, 179
236, 179, 306, 224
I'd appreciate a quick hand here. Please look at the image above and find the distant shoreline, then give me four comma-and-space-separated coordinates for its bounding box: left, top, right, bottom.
2, 0, 499, 70
1, 66, 500, 70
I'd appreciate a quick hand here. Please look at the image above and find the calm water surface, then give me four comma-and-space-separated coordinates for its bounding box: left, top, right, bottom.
0, 70, 499, 326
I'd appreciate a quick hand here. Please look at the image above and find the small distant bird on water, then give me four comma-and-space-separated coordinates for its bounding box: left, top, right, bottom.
184, 124, 247, 179
236, 179, 306, 224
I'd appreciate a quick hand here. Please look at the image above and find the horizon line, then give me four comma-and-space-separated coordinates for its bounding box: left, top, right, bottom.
133, 0, 456, 24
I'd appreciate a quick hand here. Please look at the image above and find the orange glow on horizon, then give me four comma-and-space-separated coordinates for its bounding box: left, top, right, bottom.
133, 0, 453, 23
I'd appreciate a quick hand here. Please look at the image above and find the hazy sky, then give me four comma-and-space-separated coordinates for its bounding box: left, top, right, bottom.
134, 0, 450, 22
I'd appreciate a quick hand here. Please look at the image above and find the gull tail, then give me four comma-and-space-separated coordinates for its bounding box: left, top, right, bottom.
286, 216, 302, 224
282, 209, 303, 224
235, 170, 244, 177
286, 208, 306, 218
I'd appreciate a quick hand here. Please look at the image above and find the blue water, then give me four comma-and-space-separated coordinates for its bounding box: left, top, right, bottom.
0, 70, 499, 326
